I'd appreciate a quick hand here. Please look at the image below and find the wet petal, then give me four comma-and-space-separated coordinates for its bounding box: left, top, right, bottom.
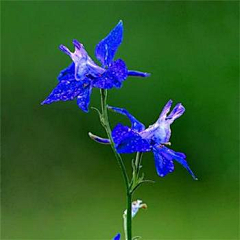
161, 146, 197, 180
150, 100, 185, 144
95, 20, 123, 67
76, 84, 92, 112
108, 106, 145, 132
158, 99, 173, 122
92, 59, 127, 89
153, 146, 174, 177
112, 124, 151, 153
166, 103, 185, 123
59, 40, 104, 81
57, 63, 75, 81
128, 70, 150, 78
41, 80, 88, 105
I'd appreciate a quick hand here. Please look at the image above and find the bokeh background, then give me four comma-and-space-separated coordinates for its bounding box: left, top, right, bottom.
1, 1, 239, 239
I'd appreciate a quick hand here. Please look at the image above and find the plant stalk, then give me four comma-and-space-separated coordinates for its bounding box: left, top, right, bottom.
100, 89, 132, 240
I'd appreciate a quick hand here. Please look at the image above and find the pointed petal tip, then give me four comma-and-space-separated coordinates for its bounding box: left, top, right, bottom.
145, 72, 151, 77
88, 132, 94, 137
193, 176, 198, 181
113, 233, 121, 240
59, 44, 65, 50
82, 108, 89, 113
95, 20, 123, 67
88, 132, 111, 144
166, 102, 185, 122
59, 44, 71, 55
127, 70, 150, 78
107, 105, 114, 111
118, 20, 123, 25
72, 39, 82, 49
41, 99, 48, 105
78, 104, 89, 113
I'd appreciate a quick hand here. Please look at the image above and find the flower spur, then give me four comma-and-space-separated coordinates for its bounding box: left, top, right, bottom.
41, 20, 150, 112
90, 100, 197, 179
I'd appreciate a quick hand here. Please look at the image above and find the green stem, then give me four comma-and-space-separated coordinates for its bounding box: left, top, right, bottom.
99, 89, 132, 240
127, 192, 132, 239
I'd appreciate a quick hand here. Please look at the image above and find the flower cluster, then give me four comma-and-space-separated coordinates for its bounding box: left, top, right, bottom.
42, 20, 197, 240
41, 21, 149, 112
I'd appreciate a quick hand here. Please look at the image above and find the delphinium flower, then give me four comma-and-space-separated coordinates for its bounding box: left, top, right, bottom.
42, 20, 198, 240
109, 100, 197, 179
91, 100, 197, 179
41, 20, 150, 112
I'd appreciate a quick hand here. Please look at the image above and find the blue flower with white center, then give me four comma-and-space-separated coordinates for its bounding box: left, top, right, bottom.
90, 100, 197, 179
41, 21, 150, 112
109, 100, 197, 179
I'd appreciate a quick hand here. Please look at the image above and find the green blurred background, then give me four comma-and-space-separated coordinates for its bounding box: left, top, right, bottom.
1, 1, 239, 239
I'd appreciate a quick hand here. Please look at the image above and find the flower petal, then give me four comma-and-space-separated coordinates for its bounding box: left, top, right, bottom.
128, 70, 150, 78
41, 80, 89, 105
152, 146, 174, 177
76, 84, 92, 112
92, 59, 127, 89
149, 100, 185, 144
113, 233, 121, 240
160, 146, 198, 180
57, 63, 75, 81
158, 99, 173, 122
60, 40, 104, 81
95, 20, 123, 67
108, 106, 145, 132
131, 200, 147, 218
112, 124, 151, 153
166, 103, 185, 123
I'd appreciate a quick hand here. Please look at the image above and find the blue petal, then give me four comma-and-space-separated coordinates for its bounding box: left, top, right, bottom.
59, 40, 105, 81
108, 106, 145, 132
112, 124, 151, 153
160, 146, 198, 180
41, 79, 90, 105
152, 146, 174, 177
92, 59, 127, 89
158, 99, 173, 121
150, 100, 185, 144
57, 63, 75, 81
158, 100, 185, 124
128, 70, 150, 78
166, 103, 185, 123
113, 233, 120, 240
76, 84, 92, 112
95, 20, 123, 67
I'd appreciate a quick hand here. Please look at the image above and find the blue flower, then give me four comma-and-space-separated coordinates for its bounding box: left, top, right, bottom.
108, 100, 197, 179
41, 21, 150, 112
